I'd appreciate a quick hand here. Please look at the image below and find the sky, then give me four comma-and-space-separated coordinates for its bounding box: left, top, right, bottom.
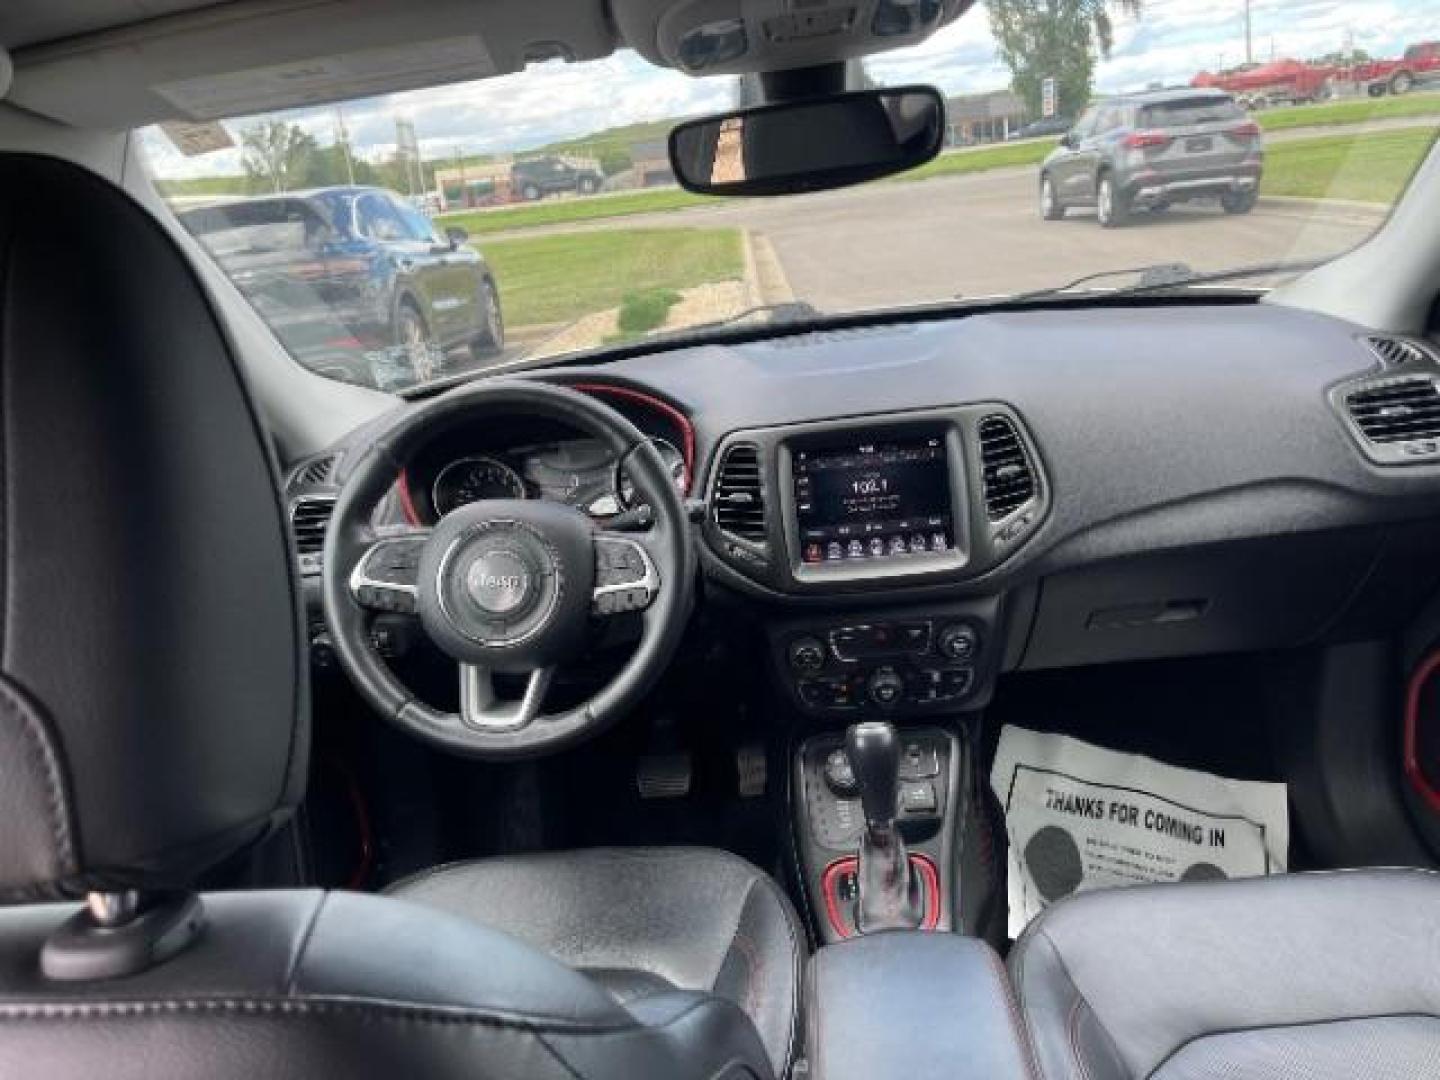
142, 0, 1440, 179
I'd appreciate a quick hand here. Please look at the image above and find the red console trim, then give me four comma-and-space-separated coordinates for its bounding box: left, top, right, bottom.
1404, 650, 1440, 815
820, 853, 941, 939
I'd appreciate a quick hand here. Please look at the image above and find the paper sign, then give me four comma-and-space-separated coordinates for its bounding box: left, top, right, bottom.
991, 725, 1288, 937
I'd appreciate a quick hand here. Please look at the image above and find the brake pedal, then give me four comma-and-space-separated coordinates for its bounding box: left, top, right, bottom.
737, 742, 767, 798
636, 752, 692, 799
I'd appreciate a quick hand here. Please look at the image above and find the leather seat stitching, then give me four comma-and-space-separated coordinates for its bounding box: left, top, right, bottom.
983, 941, 1043, 1080
0, 997, 643, 1035
1066, 996, 1093, 1080
0, 677, 76, 878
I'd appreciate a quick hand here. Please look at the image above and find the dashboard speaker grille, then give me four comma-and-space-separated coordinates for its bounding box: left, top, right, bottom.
978, 415, 1036, 521
290, 498, 335, 556
1346, 378, 1440, 444
1363, 335, 1432, 370
712, 444, 767, 543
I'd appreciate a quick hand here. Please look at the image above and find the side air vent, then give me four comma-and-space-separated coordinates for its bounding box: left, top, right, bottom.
978, 415, 1036, 521
290, 498, 336, 564
712, 444, 767, 544
1363, 335, 1433, 370
292, 454, 339, 486
1345, 378, 1440, 445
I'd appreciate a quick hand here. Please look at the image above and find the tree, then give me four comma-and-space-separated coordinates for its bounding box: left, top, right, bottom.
240, 120, 317, 194
986, 0, 1141, 119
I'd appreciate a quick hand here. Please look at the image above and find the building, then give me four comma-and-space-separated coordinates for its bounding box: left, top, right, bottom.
945, 90, 1028, 145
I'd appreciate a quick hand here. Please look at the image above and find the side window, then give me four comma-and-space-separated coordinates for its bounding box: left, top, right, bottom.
356, 195, 409, 242
1070, 108, 1099, 140
392, 197, 439, 244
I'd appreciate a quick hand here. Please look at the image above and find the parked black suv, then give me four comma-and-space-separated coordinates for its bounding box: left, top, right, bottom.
180, 186, 504, 387
511, 156, 604, 200
1039, 88, 1264, 227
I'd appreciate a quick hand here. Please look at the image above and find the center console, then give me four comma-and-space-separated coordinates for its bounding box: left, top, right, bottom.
806, 932, 1035, 1080
794, 724, 963, 943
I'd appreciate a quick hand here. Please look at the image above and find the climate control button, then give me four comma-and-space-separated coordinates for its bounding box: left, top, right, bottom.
936, 623, 980, 661
868, 666, 904, 707
788, 636, 827, 673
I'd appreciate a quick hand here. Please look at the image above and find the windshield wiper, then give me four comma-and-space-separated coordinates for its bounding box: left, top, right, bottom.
999, 257, 1329, 305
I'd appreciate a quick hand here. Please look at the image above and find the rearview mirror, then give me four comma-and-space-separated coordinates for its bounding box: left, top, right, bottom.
669, 86, 946, 197
445, 225, 469, 247
1059, 132, 1077, 150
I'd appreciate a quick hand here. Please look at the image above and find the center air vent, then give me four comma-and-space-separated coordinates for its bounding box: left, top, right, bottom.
712, 444, 767, 544
290, 498, 335, 567
978, 415, 1036, 521
1345, 377, 1440, 445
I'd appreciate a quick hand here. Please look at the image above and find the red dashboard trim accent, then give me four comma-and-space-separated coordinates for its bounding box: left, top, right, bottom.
1403, 650, 1440, 815
397, 468, 423, 526
820, 853, 941, 939
567, 382, 696, 494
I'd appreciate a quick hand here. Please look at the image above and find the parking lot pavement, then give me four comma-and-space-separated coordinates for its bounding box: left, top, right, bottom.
675, 169, 1385, 310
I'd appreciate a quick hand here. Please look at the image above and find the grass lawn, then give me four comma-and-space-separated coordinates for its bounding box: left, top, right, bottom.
1255, 91, 1440, 132
895, 139, 1056, 182
438, 189, 711, 236
1261, 126, 1437, 202
484, 228, 743, 327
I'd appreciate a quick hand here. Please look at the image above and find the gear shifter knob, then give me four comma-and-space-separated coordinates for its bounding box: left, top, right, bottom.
845, 721, 900, 830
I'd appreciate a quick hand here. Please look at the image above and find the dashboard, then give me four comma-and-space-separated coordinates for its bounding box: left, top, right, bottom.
292, 300, 1440, 719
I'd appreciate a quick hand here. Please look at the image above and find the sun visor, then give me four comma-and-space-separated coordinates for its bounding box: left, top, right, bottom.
6, 0, 615, 128
613, 0, 974, 77
0, 47, 12, 99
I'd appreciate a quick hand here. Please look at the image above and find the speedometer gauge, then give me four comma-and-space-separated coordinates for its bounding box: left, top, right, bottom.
617, 438, 688, 511
432, 456, 526, 516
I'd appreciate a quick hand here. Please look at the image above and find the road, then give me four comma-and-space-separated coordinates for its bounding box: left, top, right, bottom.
480, 166, 1386, 315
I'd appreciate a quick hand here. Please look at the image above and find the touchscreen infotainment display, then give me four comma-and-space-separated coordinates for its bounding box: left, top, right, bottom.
794, 435, 953, 564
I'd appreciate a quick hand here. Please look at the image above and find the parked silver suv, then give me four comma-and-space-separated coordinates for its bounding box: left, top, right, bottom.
1039, 88, 1264, 227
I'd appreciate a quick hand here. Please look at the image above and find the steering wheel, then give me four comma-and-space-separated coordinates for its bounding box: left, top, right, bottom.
322, 380, 695, 758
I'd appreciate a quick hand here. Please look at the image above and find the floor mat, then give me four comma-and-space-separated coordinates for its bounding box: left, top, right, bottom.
990, 724, 1289, 937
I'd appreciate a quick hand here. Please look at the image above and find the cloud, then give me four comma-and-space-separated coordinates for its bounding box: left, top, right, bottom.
143, 0, 1440, 179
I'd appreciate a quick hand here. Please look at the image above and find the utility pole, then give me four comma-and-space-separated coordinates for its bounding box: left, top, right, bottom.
1244, 0, 1253, 65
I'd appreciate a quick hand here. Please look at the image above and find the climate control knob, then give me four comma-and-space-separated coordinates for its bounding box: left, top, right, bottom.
788, 636, 827, 673
868, 666, 904, 707
937, 623, 980, 662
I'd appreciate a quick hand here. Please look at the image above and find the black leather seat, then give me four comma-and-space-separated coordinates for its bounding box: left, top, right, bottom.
390, 847, 804, 1075
0, 152, 786, 1079
1009, 869, 1440, 1080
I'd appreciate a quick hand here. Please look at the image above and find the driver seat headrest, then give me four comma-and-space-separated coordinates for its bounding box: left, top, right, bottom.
0, 153, 307, 902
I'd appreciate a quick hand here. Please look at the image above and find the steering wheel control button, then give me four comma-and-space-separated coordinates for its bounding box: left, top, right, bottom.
591, 535, 658, 616
464, 550, 534, 616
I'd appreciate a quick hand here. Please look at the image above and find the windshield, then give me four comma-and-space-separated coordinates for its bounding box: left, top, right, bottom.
139, 9, 1440, 392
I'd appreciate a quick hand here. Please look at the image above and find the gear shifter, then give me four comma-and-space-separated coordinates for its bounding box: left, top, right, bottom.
845, 721, 923, 933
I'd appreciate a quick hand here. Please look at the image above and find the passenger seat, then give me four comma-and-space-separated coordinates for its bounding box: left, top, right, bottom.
1009, 869, 1440, 1079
